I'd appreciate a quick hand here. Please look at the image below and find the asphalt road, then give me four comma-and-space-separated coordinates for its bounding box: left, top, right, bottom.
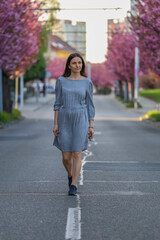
0, 94, 160, 240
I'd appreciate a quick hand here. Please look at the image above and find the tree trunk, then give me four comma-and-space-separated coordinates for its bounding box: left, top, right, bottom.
131, 80, 134, 103
118, 80, 124, 99
2, 70, 12, 113
126, 81, 129, 102
124, 81, 129, 102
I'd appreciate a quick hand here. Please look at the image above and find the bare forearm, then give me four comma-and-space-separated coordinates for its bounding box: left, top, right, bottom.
89, 120, 93, 128
54, 110, 59, 126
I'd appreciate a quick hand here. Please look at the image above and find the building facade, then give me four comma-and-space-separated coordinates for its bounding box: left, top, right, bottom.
52, 20, 86, 59
107, 18, 129, 45
130, 0, 137, 16
44, 35, 81, 63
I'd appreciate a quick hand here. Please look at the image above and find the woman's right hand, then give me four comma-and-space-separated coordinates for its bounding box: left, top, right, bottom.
53, 124, 59, 136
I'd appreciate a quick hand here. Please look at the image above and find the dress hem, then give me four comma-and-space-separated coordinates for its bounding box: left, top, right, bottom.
53, 143, 87, 152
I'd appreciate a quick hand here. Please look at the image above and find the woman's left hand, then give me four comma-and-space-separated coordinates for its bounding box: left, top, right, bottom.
88, 128, 94, 139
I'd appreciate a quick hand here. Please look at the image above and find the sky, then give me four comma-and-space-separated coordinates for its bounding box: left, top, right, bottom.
56, 0, 131, 63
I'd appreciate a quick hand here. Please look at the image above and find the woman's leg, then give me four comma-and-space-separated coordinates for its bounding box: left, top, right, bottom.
71, 151, 82, 186
62, 151, 73, 177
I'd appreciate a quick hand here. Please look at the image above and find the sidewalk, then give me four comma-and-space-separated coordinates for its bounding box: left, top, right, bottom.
21, 93, 55, 119
21, 93, 159, 120
137, 96, 159, 114
113, 92, 158, 115
134, 96, 160, 129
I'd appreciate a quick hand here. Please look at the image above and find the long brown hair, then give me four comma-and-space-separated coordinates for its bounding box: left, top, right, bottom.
62, 53, 87, 77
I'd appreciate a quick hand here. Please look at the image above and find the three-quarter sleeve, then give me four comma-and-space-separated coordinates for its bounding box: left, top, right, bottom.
53, 78, 62, 111
86, 80, 95, 120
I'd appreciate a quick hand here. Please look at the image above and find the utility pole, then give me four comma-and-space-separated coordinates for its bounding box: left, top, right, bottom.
130, 0, 140, 108
124, 15, 130, 102
134, 45, 140, 108
20, 75, 24, 109
15, 77, 19, 109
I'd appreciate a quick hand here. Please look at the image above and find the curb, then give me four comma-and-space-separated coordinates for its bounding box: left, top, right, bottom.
140, 118, 160, 130
0, 116, 25, 130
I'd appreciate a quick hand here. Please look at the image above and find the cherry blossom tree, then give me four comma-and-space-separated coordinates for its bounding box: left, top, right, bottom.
47, 57, 66, 79
91, 63, 113, 91
105, 33, 137, 101
0, 0, 43, 112
0, 0, 42, 76
130, 0, 160, 77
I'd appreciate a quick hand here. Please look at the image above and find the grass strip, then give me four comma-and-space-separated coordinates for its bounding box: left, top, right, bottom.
0, 109, 22, 125
139, 89, 160, 102
115, 96, 142, 108
141, 110, 160, 121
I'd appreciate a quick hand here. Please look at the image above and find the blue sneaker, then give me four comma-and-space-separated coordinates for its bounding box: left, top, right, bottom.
68, 176, 72, 188
68, 185, 77, 196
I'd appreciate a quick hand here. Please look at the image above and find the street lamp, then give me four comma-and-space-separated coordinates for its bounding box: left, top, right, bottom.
126, 10, 140, 109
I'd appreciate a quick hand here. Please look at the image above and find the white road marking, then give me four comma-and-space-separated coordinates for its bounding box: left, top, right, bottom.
85, 161, 140, 163
65, 136, 97, 239
0, 190, 155, 197
94, 131, 101, 135
83, 180, 159, 183
76, 194, 81, 208
79, 150, 93, 186
79, 135, 99, 185
84, 169, 157, 173
79, 191, 152, 196
65, 207, 81, 240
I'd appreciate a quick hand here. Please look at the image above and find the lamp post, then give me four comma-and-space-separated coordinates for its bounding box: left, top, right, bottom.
134, 40, 140, 109
129, 0, 140, 108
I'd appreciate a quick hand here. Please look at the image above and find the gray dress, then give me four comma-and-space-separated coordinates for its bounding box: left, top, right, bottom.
53, 76, 95, 152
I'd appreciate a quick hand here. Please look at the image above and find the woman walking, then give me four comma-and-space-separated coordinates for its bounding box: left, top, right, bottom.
53, 53, 95, 196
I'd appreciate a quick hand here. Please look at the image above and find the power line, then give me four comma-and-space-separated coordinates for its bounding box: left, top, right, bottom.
25, 7, 122, 11
52, 31, 86, 34
67, 40, 86, 43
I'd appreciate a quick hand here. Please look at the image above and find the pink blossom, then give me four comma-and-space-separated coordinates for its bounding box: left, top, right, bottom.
0, 0, 43, 76
91, 63, 113, 88
47, 58, 66, 79
130, 0, 160, 76
105, 33, 136, 83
